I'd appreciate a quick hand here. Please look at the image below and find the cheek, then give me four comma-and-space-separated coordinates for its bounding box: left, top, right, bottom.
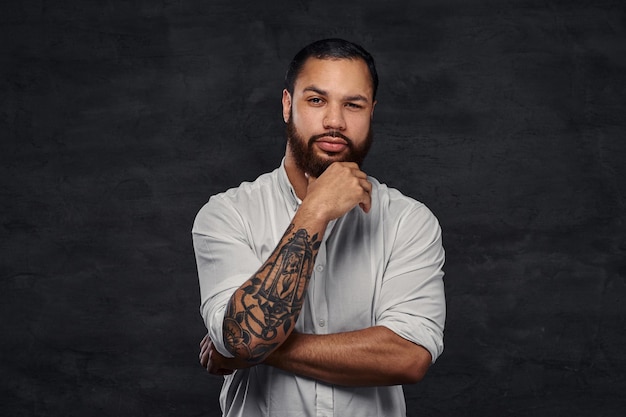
347, 114, 372, 134
291, 107, 318, 129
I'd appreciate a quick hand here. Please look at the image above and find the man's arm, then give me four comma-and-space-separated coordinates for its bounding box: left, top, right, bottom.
221, 212, 325, 363
200, 327, 431, 386
266, 326, 432, 386
201, 181, 445, 385
221, 162, 372, 363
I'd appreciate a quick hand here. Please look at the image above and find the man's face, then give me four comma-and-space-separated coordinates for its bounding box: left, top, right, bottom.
283, 57, 376, 178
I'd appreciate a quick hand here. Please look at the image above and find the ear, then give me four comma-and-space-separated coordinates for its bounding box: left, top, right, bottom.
282, 89, 292, 123
370, 100, 377, 120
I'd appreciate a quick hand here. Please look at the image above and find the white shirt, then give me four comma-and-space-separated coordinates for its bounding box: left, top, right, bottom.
193, 160, 446, 417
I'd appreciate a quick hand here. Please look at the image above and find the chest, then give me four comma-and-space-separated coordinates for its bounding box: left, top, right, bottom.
250, 205, 389, 333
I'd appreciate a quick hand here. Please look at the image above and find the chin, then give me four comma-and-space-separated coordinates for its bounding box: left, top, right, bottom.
316, 149, 349, 163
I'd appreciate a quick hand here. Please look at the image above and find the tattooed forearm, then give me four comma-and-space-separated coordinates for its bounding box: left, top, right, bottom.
223, 224, 322, 362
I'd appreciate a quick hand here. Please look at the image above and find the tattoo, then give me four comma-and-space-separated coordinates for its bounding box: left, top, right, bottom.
224, 225, 321, 361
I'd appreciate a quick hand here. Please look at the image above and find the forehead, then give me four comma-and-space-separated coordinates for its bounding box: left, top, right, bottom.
294, 58, 374, 99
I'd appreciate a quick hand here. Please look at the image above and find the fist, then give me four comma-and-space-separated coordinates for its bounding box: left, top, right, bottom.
303, 162, 372, 222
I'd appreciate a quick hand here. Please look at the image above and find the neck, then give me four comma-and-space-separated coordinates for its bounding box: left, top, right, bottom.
284, 145, 309, 201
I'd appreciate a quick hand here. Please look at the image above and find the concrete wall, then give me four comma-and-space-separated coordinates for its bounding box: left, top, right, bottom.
2, 1, 625, 415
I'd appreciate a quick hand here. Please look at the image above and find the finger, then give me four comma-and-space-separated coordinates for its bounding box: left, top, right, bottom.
200, 347, 209, 368
207, 343, 234, 376
207, 340, 224, 373
351, 168, 368, 179
359, 198, 372, 213
199, 343, 206, 363
339, 161, 360, 170
200, 340, 210, 366
199, 335, 210, 356
359, 177, 372, 192
358, 179, 372, 213
208, 344, 219, 373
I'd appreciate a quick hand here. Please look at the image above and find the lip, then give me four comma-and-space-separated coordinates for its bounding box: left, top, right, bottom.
315, 137, 348, 153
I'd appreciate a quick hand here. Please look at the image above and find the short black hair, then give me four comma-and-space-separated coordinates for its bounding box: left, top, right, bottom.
284, 38, 379, 100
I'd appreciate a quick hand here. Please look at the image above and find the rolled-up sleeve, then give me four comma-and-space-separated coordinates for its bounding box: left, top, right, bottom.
192, 195, 262, 357
375, 203, 446, 363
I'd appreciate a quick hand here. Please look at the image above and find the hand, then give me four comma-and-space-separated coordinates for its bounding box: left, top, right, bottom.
199, 334, 235, 376
302, 162, 372, 222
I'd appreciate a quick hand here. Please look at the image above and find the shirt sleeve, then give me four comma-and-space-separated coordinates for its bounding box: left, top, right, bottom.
375, 202, 446, 363
192, 195, 263, 357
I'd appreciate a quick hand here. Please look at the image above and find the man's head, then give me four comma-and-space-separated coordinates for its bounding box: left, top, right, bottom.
283, 39, 378, 178
284, 38, 379, 101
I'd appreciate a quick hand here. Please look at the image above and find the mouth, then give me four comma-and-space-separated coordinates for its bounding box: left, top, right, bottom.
311, 131, 351, 154
314, 137, 348, 153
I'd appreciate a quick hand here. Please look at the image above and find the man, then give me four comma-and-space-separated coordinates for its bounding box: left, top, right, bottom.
193, 38, 446, 417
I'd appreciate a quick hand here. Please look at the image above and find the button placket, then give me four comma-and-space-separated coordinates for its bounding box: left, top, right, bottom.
313, 240, 329, 335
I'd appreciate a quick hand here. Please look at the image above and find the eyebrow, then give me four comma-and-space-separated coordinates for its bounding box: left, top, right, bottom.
302, 85, 370, 103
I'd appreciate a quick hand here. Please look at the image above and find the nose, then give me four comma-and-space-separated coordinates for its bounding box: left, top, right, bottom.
323, 103, 346, 131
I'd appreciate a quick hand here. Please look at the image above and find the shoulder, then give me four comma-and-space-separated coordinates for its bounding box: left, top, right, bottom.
370, 177, 435, 220
367, 179, 443, 267
192, 169, 280, 234
367, 177, 442, 245
217, 169, 279, 204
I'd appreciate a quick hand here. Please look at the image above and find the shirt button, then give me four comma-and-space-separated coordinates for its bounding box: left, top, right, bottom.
319, 319, 326, 327
316, 265, 324, 272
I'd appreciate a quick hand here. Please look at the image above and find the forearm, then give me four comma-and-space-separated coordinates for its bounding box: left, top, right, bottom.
223, 207, 328, 363
264, 326, 432, 386
220, 162, 374, 364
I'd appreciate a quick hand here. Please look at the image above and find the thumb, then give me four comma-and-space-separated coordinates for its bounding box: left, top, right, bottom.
305, 172, 316, 186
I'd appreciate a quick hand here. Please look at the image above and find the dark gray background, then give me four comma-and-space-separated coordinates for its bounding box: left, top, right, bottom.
2, 0, 625, 416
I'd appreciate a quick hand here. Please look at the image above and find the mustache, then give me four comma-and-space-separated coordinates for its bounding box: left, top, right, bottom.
308, 131, 354, 147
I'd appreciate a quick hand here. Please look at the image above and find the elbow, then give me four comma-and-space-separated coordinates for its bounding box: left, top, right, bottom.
223, 323, 277, 364
224, 344, 266, 365
399, 348, 432, 385
223, 336, 268, 364
402, 360, 430, 384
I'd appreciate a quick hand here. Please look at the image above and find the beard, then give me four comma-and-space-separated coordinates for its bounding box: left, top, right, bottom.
286, 118, 373, 178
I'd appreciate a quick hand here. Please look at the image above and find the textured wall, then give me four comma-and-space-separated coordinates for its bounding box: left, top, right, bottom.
1, 0, 625, 416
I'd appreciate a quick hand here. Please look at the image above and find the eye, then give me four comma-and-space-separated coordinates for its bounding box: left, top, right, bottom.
307, 97, 324, 106
345, 102, 364, 110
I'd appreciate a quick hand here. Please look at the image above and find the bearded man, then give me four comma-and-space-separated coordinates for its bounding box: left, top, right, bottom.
193, 38, 446, 417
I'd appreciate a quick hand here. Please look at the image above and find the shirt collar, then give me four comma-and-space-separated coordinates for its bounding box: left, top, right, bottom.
277, 158, 338, 238
278, 158, 302, 210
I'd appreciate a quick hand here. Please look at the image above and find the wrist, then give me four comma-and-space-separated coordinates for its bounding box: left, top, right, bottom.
264, 343, 284, 369
264, 332, 297, 370
295, 201, 331, 228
